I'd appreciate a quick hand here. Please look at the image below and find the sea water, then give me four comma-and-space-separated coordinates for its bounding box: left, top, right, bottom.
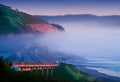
79, 57, 120, 77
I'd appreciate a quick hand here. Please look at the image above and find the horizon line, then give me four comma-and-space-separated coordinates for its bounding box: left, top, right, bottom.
35, 14, 120, 17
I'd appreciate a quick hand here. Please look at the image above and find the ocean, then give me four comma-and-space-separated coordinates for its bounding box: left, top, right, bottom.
77, 57, 120, 78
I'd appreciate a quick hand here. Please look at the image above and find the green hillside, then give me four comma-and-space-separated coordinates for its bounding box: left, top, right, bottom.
54, 63, 98, 82
0, 5, 24, 34
0, 4, 63, 34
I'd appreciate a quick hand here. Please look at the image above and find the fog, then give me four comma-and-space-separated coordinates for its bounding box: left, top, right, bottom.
0, 22, 120, 62
0, 20, 120, 77
40, 23, 120, 60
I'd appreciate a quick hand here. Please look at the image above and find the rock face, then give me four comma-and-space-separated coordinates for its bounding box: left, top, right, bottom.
0, 4, 63, 34
27, 24, 56, 33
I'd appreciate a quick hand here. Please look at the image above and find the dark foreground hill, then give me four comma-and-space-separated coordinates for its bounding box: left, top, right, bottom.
0, 57, 98, 82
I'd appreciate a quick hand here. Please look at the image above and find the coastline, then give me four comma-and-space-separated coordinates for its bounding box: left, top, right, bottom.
85, 67, 120, 78
76, 65, 120, 82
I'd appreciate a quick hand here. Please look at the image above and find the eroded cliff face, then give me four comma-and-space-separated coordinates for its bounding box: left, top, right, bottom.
26, 24, 57, 33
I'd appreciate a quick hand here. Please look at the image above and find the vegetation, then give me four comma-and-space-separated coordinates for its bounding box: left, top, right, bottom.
54, 63, 98, 82
0, 4, 26, 34
0, 57, 67, 82
0, 57, 98, 82
0, 4, 50, 34
0, 4, 64, 34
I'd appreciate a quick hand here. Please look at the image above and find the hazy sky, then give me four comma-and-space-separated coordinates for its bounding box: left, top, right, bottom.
1, 0, 120, 16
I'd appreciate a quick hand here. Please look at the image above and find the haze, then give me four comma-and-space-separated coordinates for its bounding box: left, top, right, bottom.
40, 23, 120, 60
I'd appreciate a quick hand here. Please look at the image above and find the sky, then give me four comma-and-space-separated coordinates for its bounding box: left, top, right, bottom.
1, 0, 120, 16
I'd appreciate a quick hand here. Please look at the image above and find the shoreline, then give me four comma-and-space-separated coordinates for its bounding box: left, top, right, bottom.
85, 67, 120, 78
76, 65, 120, 82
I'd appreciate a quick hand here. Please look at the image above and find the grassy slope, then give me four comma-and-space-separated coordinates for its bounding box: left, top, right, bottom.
0, 4, 50, 34
0, 4, 64, 34
0, 5, 26, 34
54, 63, 98, 82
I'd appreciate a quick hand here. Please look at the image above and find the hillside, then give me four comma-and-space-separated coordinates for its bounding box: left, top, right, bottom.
54, 63, 98, 82
0, 4, 64, 34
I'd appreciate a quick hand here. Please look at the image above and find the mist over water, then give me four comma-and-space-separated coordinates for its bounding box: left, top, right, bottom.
41, 23, 120, 58
0, 22, 120, 77
40, 22, 120, 77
